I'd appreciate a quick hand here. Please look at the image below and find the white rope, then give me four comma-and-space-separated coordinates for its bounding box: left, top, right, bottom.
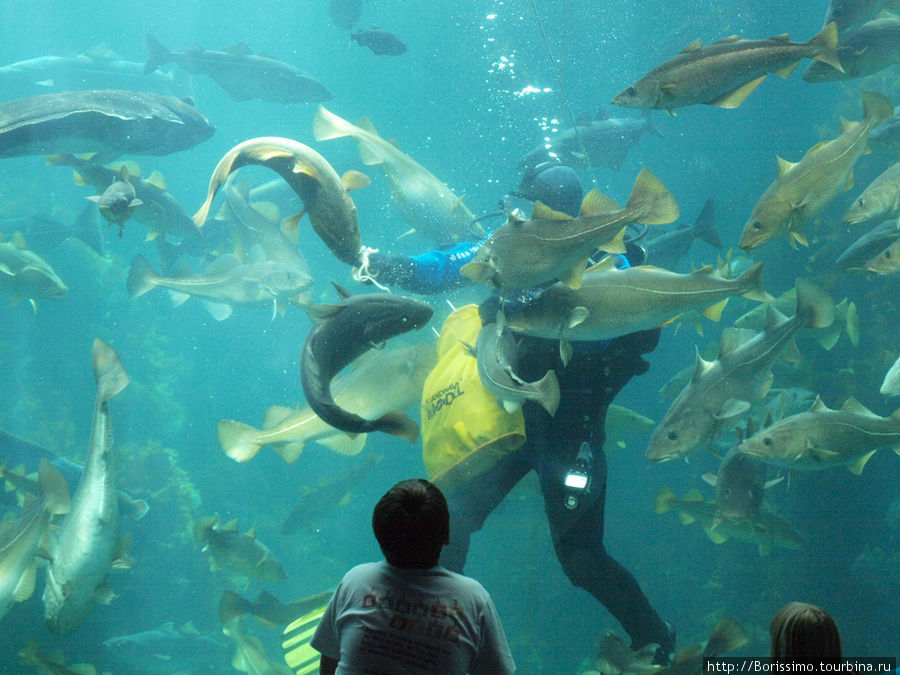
351, 245, 392, 292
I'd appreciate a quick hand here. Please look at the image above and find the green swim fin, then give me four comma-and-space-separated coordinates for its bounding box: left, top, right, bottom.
282, 603, 329, 674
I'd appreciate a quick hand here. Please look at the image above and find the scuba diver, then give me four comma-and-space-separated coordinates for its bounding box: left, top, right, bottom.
353, 160, 676, 664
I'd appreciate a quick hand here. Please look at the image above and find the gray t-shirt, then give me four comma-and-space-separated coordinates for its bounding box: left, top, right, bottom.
311, 561, 515, 674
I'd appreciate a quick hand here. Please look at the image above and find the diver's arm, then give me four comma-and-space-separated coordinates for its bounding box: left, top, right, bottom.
361, 241, 481, 294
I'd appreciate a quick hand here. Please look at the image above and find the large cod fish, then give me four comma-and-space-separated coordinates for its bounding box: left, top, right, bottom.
646, 278, 834, 463
461, 167, 679, 290
502, 258, 772, 343
612, 24, 842, 113
43, 338, 131, 635
313, 105, 482, 244
300, 284, 433, 442
192, 137, 370, 266
738, 396, 900, 474
218, 341, 437, 464
739, 90, 893, 250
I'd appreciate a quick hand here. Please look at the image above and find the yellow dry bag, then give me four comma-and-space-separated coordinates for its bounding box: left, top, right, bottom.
421, 304, 526, 491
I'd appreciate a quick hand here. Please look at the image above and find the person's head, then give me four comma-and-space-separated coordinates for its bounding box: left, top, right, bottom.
770, 602, 842, 662
512, 162, 583, 217
372, 479, 450, 569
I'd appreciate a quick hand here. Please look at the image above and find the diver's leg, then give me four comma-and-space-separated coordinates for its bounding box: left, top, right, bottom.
440, 451, 531, 573
539, 441, 673, 654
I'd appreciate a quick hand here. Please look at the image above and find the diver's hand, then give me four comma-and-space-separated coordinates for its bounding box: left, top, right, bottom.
355, 252, 415, 286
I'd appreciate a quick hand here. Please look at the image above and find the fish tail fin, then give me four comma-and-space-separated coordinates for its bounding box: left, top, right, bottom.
144, 34, 173, 74
693, 198, 722, 248
217, 420, 264, 463
126, 255, 159, 299
653, 485, 677, 514
860, 90, 894, 128
642, 109, 664, 138
378, 411, 420, 443
793, 277, 835, 329
218, 589, 254, 626
627, 167, 679, 225
37, 459, 70, 517
703, 617, 749, 657
71, 202, 105, 256
736, 261, 775, 303
537, 369, 561, 417
92, 338, 130, 402
313, 106, 385, 166
808, 22, 843, 73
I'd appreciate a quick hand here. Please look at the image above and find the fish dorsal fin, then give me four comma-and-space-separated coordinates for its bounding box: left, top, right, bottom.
356, 116, 380, 136
220, 518, 239, 532
840, 117, 859, 135
342, 170, 370, 191
580, 189, 620, 216
709, 74, 767, 108
841, 396, 878, 417
145, 170, 167, 191
809, 395, 829, 413
745, 415, 759, 438
204, 254, 242, 275
717, 398, 751, 420
558, 262, 586, 289
531, 200, 572, 221
684, 488, 704, 502
252, 146, 295, 163
251, 201, 281, 224
331, 281, 353, 300
770, 33, 791, 41
306, 303, 343, 325
717, 327, 755, 357
692, 350, 715, 382
680, 38, 703, 53
245, 244, 266, 265
85, 43, 123, 59
713, 35, 741, 43
225, 42, 254, 56
585, 256, 618, 274
804, 140, 830, 157
701, 473, 718, 486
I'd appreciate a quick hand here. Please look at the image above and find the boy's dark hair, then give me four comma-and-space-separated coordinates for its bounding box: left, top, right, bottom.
372, 479, 450, 569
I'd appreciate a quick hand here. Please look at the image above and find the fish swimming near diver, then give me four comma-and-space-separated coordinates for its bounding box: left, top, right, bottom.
218, 341, 436, 464
465, 315, 560, 416
0, 459, 70, 622
501, 258, 772, 344
739, 90, 893, 250
300, 284, 434, 442
351, 29, 407, 56
518, 109, 662, 173
313, 105, 482, 245
127, 248, 312, 321
0, 89, 214, 158
48, 153, 202, 243
194, 514, 286, 582
738, 396, 900, 474
646, 278, 834, 464
461, 167, 679, 290
821, 0, 900, 37
643, 198, 722, 270
612, 23, 842, 113
654, 486, 807, 555
0, 239, 68, 305
193, 136, 369, 266
43, 338, 132, 635
144, 35, 332, 104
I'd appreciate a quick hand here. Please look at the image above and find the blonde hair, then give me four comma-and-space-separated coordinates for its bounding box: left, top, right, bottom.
770, 602, 842, 662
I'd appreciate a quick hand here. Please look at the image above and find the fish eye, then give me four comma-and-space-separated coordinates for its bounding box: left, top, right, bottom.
667, 430, 678, 441
626, 86, 637, 97
763, 437, 773, 446
857, 199, 865, 207
885, 250, 892, 259
751, 221, 762, 230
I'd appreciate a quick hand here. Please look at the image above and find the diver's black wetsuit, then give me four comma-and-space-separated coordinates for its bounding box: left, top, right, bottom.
439, 320, 672, 653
